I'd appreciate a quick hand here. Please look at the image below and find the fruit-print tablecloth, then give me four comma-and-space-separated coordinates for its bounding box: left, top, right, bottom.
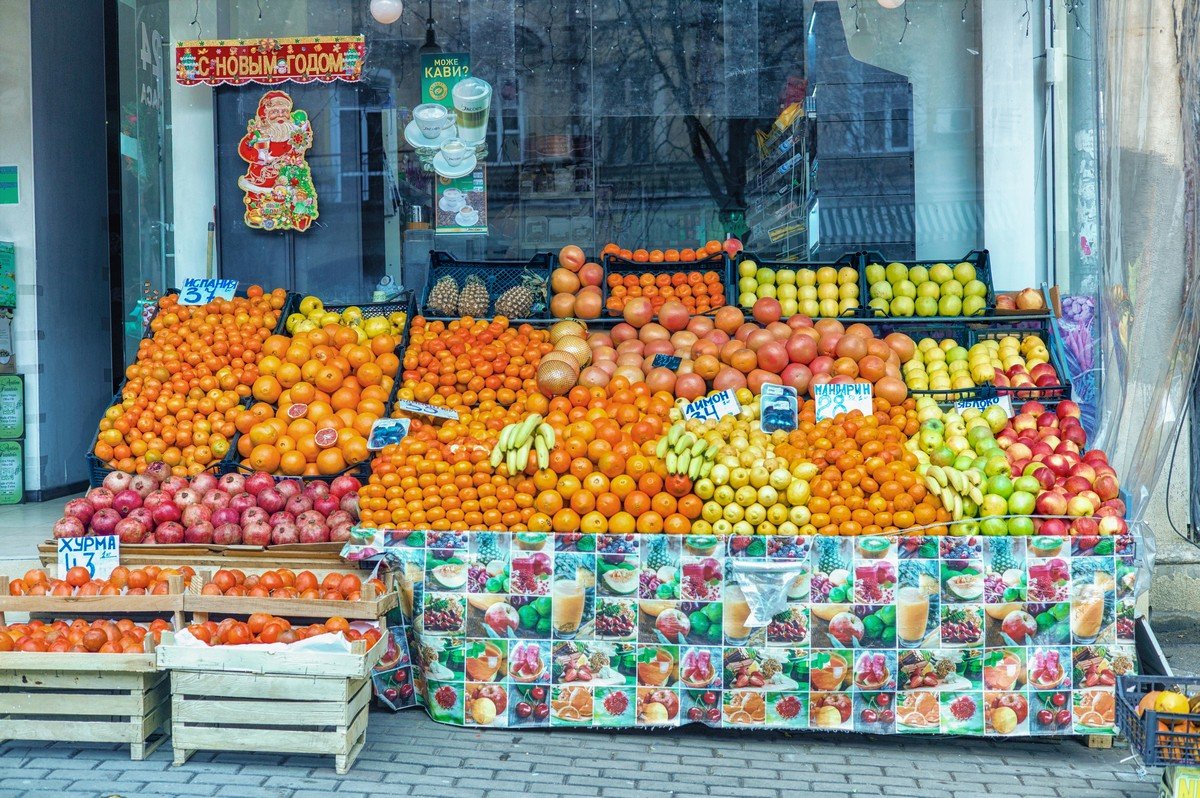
346, 530, 1141, 736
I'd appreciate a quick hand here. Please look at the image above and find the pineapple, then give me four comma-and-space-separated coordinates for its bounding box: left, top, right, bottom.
494, 283, 534, 319
427, 276, 459, 316
646, 536, 670, 570
457, 275, 490, 317
990, 539, 1016, 573
476, 532, 501, 564
817, 539, 847, 574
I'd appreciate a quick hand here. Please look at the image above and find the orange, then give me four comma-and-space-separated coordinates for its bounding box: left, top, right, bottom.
623, 491, 651, 516
595, 492, 622, 517
279, 450, 307, 476
636, 511, 663, 533
535, 491, 564, 515
582, 472, 610, 495
556, 475, 581, 499
370, 334, 396, 357
343, 437, 369, 465
580, 511, 607, 533
356, 362, 382, 386
551, 508, 581, 533
314, 366, 343, 393
650, 492, 676, 516
610, 474, 636, 499
316, 448, 346, 475
252, 375, 282, 403
248, 444, 281, 473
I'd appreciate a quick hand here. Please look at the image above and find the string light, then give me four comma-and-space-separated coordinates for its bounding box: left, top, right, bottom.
899, 2, 910, 43
961, 0, 968, 23
190, 0, 200, 30
257, 0, 263, 20
851, 0, 861, 32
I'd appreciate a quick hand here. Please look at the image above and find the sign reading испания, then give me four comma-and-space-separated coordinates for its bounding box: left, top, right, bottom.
174, 36, 365, 86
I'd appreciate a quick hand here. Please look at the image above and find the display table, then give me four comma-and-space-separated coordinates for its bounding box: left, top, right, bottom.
346, 529, 1141, 736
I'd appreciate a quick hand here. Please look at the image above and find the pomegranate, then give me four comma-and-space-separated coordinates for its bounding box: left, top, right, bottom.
270, 523, 300, 546
86, 487, 115, 510
127, 507, 153, 530
329, 475, 361, 499
129, 474, 157, 497
154, 521, 185, 544
340, 493, 359, 515
183, 521, 214, 544
201, 490, 231, 513
244, 471, 274, 496
102, 470, 132, 494
275, 479, 302, 500
53, 516, 86, 539
313, 495, 341, 517
284, 495, 313, 516
303, 480, 330, 501
210, 507, 241, 527
330, 522, 353, 543
190, 472, 219, 495
298, 522, 330, 544
256, 488, 286, 513
63, 498, 95, 525
142, 489, 172, 513
212, 523, 243, 546
181, 504, 212, 527
269, 511, 297, 527
115, 517, 148, 544
150, 502, 181, 525
172, 488, 201, 509
229, 493, 257, 514
240, 507, 268, 526
89, 508, 121, 536
160, 475, 189, 494
112, 489, 142, 517
326, 510, 355, 528
241, 521, 271, 546
218, 472, 246, 494
144, 461, 171, 483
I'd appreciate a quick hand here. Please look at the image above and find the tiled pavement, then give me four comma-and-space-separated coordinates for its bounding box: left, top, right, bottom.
0, 709, 1157, 798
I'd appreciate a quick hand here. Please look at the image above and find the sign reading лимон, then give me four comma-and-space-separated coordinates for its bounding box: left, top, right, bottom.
682, 389, 740, 421
175, 36, 365, 86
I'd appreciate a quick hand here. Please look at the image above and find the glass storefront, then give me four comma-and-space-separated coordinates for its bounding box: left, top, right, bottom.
113, 0, 1099, 328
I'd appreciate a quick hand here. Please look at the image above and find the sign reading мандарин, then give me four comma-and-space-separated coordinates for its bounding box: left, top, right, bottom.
175, 36, 364, 86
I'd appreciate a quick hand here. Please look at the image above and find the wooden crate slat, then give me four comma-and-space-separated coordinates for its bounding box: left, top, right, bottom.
157, 630, 384, 679
0, 668, 152, 689
0, 652, 157, 673
184, 593, 395, 621
0, 691, 144, 715
0, 595, 184, 614
171, 680, 367, 727
171, 670, 363, 702
0, 717, 143, 743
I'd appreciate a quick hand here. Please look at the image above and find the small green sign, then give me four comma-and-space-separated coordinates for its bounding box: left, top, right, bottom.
0, 166, 17, 205
0, 375, 24, 439
0, 440, 23, 504
421, 52, 470, 108
0, 242, 15, 308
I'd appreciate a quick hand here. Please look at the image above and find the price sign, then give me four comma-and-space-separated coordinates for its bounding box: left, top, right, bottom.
57, 536, 120, 579
954, 395, 1014, 417
395, 399, 460, 421
368, 418, 411, 450
760, 384, 798, 433
178, 278, 239, 305
682, 389, 740, 422
813, 383, 872, 422
651, 354, 683, 370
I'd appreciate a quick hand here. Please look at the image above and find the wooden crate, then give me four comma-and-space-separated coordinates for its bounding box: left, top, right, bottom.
184, 568, 398, 622
38, 541, 345, 571
0, 572, 186, 629
0, 636, 168, 760
158, 628, 385, 774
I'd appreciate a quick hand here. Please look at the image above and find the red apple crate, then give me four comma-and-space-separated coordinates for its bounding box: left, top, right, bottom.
1116, 674, 1200, 767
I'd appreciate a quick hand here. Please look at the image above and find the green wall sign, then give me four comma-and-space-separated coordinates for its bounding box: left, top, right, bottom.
0, 166, 17, 205
421, 52, 470, 108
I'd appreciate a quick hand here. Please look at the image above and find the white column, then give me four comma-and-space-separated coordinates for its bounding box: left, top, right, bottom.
169, 0, 217, 280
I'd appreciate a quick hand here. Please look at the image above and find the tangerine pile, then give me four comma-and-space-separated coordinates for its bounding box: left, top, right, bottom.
777, 398, 951, 536
398, 317, 551, 409
198, 568, 385, 601
601, 239, 728, 264
237, 324, 398, 476
605, 270, 726, 316
94, 287, 287, 475
6, 565, 195, 597
184, 614, 382, 647
0, 618, 172, 653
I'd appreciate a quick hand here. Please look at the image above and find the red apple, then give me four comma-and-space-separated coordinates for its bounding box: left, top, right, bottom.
1013, 414, 1037, 433
1036, 492, 1068, 517
1066, 496, 1095, 517
1039, 518, 1069, 536
1094, 472, 1120, 501
1036, 411, 1059, 429
1006, 442, 1032, 463
1097, 515, 1127, 536
1070, 516, 1099, 536
1001, 611, 1037, 645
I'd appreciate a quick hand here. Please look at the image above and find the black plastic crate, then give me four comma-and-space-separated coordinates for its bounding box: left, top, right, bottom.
421, 252, 553, 323
967, 317, 1073, 407
861, 250, 995, 319
734, 251, 864, 319
1117, 675, 1200, 766
600, 250, 732, 318
147, 287, 298, 337
218, 458, 372, 487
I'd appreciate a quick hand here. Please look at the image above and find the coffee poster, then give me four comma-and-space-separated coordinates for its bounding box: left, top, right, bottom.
421, 53, 470, 108
435, 167, 488, 235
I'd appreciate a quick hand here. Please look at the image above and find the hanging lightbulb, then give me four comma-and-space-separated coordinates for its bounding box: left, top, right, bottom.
876, 0, 905, 8
370, 0, 403, 24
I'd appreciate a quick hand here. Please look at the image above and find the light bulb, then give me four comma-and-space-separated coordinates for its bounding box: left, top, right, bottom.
876, 0, 905, 8
370, 0, 403, 24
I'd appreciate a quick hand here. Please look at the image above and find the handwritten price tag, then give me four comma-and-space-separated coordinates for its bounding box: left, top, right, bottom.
395, 399, 459, 421
651, 354, 683, 370
682, 389, 740, 422
178, 278, 239, 305
58, 536, 120, 579
954, 395, 1014, 416
813, 383, 872, 422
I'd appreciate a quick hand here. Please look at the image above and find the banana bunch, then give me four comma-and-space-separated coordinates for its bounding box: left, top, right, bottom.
919, 463, 984, 522
490, 414, 555, 473
655, 421, 716, 481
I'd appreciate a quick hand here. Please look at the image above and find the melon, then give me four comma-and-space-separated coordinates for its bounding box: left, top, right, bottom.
601, 567, 638, 595
432, 563, 467, 589
945, 574, 983, 601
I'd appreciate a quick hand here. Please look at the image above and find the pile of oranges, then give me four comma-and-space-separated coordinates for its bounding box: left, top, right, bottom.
600, 240, 728, 264
397, 317, 551, 409
198, 568, 385, 601
776, 398, 951, 536
184, 614, 382, 647
6, 565, 194, 597
604, 270, 726, 316
94, 287, 288, 475
360, 377, 694, 534
0, 618, 172, 653
235, 324, 398, 476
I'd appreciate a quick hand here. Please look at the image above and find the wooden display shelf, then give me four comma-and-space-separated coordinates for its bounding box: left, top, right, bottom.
158, 629, 384, 774
0, 572, 186, 629
38, 541, 346, 571
0, 635, 168, 760
185, 568, 398, 622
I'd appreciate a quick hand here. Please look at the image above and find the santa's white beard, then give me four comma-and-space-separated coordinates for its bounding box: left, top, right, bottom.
260, 119, 293, 141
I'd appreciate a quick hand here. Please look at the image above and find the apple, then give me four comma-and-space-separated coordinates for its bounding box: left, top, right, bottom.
1007, 517, 1035, 536
1007, 491, 1036, 516
980, 518, 1009, 537
1094, 472, 1121, 501
1066, 496, 1095, 517
1061, 424, 1087, 446
1064, 476, 1093, 495
1016, 287, 1045, 310
1013, 414, 1037, 434
1070, 516, 1099, 536
1039, 518, 1069, 536
1097, 515, 1127, 536
1029, 441, 1053, 459
484, 603, 519, 635
1036, 492, 1067, 517
1033, 467, 1056, 490
828, 612, 865, 647
1101, 498, 1127, 515
1001, 610, 1037, 645
1043, 454, 1072, 478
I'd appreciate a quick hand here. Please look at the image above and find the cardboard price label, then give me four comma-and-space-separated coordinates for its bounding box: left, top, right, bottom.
395, 399, 459, 421
813, 383, 872, 421
651, 353, 683, 370
683, 389, 740, 422
58, 535, 119, 579
179, 278, 238, 305
954, 395, 1014, 417
760, 384, 798, 433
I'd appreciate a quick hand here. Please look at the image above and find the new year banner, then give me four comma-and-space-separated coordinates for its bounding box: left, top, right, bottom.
349, 530, 1139, 736
175, 36, 364, 86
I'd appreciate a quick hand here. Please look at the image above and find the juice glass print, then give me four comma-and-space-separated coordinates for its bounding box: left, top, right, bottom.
896, 586, 930, 649
553, 579, 585, 639
723, 583, 753, 643
1071, 584, 1106, 643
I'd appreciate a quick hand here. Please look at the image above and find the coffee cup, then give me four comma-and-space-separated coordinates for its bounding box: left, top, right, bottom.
441, 138, 469, 167
414, 103, 452, 139
452, 78, 491, 144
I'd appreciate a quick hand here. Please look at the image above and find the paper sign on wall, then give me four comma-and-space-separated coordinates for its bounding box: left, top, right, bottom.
683, 390, 740, 421
0, 167, 17, 205
760, 384, 798, 433
58, 536, 120, 579
813, 383, 872, 421
179, 279, 238, 305
955, 395, 1014, 417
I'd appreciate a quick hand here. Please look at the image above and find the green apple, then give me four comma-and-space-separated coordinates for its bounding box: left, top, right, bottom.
946, 346, 969, 363
909, 265, 929, 285
890, 297, 915, 316
915, 296, 939, 317
776, 269, 796, 286
917, 281, 941, 299
984, 454, 1010, 477
962, 295, 986, 316
756, 268, 776, 285
1007, 516, 1035, 536
739, 260, 758, 278
952, 520, 980, 537
938, 295, 963, 316
1013, 475, 1040, 494
1007, 490, 1036, 516
866, 263, 886, 284
987, 474, 1014, 499
931, 446, 956, 467
870, 282, 894, 301
953, 262, 977, 283
885, 262, 909, 283
928, 263, 953, 284
918, 428, 943, 453
953, 454, 976, 471
964, 279, 988, 298
894, 280, 917, 299
941, 280, 964, 298
980, 517, 1009, 536
921, 418, 945, 434
739, 277, 758, 295
966, 425, 993, 449
780, 298, 799, 317
869, 298, 889, 316
777, 284, 797, 301
972, 456, 989, 471
982, 405, 1009, 433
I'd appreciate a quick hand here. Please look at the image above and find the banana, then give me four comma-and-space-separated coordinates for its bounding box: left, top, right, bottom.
925, 476, 943, 496
667, 423, 684, 447
516, 439, 532, 473
489, 445, 504, 468
678, 450, 692, 476
675, 433, 696, 455
656, 436, 670, 459
688, 455, 703, 480
965, 470, 982, 486
536, 423, 555, 448
498, 423, 515, 451
666, 452, 678, 474
535, 436, 549, 470
690, 437, 709, 458
950, 469, 966, 494
699, 460, 713, 478
953, 493, 963, 521
518, 414, 543, 448
969, 487, 984, 506
506, 445, 518, 476
929, 466, 948, 488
